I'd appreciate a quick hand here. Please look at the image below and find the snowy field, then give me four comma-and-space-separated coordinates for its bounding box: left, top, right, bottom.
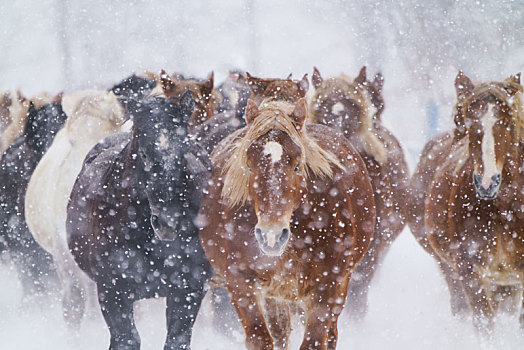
1, 230, 523, 350
1, 0, 523, 349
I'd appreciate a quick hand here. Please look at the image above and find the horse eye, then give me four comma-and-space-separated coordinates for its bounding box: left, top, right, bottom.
504, 120, 510, 128
294, 164, 300, 172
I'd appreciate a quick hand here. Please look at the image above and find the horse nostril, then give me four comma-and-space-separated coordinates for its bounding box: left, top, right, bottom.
280, 228, 290, 243
492, 174, 501, 185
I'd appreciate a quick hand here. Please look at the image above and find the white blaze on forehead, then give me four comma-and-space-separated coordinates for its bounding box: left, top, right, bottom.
332, 102, 345, 115
158, 132, 169, 150
263, 141, 283, 163
480, 104, 499, 188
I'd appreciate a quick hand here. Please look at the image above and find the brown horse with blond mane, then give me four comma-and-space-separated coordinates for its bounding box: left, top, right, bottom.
199, 96, 375, 349
420, 71, 524, 331
309, 66, 409, 319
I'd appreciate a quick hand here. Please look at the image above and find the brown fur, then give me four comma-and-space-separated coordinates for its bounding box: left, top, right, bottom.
0, 91, 30, 158
246, 72, 309, 105
200, 98, 375, 349
309, 67, 409, 318
153, 70, 220, 128
417, 71, 524, 331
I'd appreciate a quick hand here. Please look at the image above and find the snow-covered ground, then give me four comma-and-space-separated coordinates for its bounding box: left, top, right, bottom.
1, 1, 523, 349
1, 229, 523, 349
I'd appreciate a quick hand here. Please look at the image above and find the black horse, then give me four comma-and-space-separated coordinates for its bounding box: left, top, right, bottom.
0, 102, 67, 297
110, 74, 156, 110
67, 91, 211, 350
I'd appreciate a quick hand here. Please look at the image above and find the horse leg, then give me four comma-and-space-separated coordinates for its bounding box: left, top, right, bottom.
97, 282, 140, 350
53, 242, 86, 328
438, 258, 469, 317
211, 285, 239, 335
7, 223, 57, 300
300, 305, 336, 350
456, 261, 494, 333
229, 290, 273, 350
164, 285, 207, 350
264, 298, 291, 350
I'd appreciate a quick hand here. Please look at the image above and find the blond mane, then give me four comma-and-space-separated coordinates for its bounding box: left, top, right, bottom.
455, 77, 524, 143
221, 100, 345, 208
310, 74, 387, 165
62, 90, 124, 129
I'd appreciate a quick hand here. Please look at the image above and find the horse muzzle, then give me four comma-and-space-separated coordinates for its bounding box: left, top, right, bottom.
473, 172, 501, 199
254, 225, 291, 257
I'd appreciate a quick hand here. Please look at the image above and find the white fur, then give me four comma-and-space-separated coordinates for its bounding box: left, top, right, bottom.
158, 131, 169, 150
263, 141, 283, 164
480, 104, 499, 188
332, 102, 345, 115
25, 90, 125, 325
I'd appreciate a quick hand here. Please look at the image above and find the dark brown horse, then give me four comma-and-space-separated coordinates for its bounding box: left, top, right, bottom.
421, 72, 524, 332
199, 97, 375, 349
310, 66, 409, 319
67, 92, 212, 349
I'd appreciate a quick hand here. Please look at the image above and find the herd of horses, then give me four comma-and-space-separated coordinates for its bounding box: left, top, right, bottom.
0, 67, 522, 349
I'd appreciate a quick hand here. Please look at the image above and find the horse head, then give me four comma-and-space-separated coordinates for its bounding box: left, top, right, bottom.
453, 71, 523, 199
157, 70, 218, 127
246, 72, 309, 105
130, 91, 195, 241
311, 66, 387, 164
222, 98, 342, 256
25, 102, 68, 155
110, 74, 156, 109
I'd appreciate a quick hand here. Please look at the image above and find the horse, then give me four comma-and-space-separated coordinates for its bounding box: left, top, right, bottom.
153, 70, 220, 129
24, 90, 126, 326
423, 72, 524, 332
245, 72, 309, 105
216, 71, 251, 118
0, 100, 67, 298
199, 97, 375, 349
110, 73, 157, 110
67, 91, 212, 349
309, 66, 409, 319
0, 90, 30, 158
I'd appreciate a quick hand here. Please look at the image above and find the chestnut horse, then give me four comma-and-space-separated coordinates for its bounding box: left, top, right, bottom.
67, 91, 212, 349
246, 72, 309, 105
199, 98, 375, 349
423, 72, 524, 331
152, 70, 220, 128
309, 66, 409, 319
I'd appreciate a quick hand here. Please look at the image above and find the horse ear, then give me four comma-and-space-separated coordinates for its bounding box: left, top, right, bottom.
509, 73, 521, 85
455, 71, 474, 99
297, 74, 309, 96
286, 73, 293, 80
312, 67, 323, 89
291, 98, 307, 132
244, 98, 259, 126
355, 66, 367, 85
180, 90, 194, 122
373, 73, 384, 93
160, 69, 175, 95
246, 72, 270, 96
200, 72, 214, 96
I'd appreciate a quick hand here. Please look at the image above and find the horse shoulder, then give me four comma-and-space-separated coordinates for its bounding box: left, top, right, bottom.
425, 140, 470, 262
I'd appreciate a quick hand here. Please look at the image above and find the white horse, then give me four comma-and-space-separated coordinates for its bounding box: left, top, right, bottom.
0, 90, 30, 157
25, 90, 125, 326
